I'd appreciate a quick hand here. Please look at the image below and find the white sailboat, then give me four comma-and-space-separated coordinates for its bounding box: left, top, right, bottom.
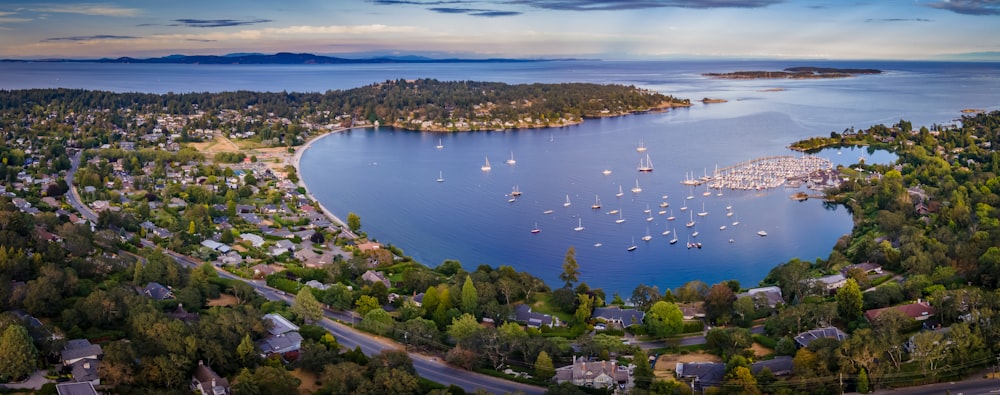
697, 202, 708, 217
616, 185, 624, 198
692, 230, 699, 237
531, 222, 541, 234
592, 195, 602, 210
758, 230, 768, 237
642, 228, 652, 242
662, 223, 672, 236
511, 185, 522, 196
686, 187, 695, 200
636, 139, 647, 153
436, 138, 444, 149
436, 171, 444, 182
686, 211, 696, 228
506, 151, 516, 165
637, 153, 653, 172
643, 204, 651, 214
615, 210, 626, 224
481, 155, 491, 172
602, 169, 613, 176
720, 225, 727, 230
670, 230, 679, 244
631, 179, 642, 194
563, 194, 571, 207
659, 200, 669, 208
574, 218, 585, 232
627, 237, 638, 251
702, 184, 711, 196
667, 209, 676, 221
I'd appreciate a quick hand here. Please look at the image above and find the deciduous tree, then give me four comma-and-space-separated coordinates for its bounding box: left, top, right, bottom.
0, 324, 37, 381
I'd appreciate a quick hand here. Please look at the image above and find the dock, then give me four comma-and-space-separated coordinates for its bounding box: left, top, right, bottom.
683, 155, 838, 191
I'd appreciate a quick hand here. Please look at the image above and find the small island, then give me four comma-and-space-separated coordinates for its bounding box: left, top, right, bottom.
704, 66, 882, 80
701, 98, 728, 103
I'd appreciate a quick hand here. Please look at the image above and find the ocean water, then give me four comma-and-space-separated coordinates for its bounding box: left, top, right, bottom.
3, 60, 997, 296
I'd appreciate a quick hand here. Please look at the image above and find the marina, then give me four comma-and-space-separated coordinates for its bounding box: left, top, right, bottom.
692, 155, 839, 191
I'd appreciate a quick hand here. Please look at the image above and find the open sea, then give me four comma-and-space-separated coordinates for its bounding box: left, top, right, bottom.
3, 60, 998, 296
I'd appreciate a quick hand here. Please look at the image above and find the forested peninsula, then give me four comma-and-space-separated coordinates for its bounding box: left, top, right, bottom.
704, 66, 882, 79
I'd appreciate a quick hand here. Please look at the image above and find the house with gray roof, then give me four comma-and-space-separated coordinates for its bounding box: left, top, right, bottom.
258, 313, 302, 358
676, 362, 725, 391
736, 286, 784, 308
61, 339, 103, 367
513, 304, 556, 328
361, 270, 391, 288
794, 327, 848, 348
143, 282, 174, 300
55, 382, 99, 395
191, 360, 230, 395
592, 306, 645, 327
554, 356, 629, 389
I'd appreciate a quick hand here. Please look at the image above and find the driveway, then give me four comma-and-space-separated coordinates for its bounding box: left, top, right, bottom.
0, 369, 53, 390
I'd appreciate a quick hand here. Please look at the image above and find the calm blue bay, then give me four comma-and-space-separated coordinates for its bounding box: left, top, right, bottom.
4, 60, 998, 296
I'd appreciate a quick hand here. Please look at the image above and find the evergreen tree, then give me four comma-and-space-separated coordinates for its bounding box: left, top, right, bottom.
0, 324, 38, 381
857, 367, 870, 394
460, 276, 478, 315
293, 287, 324, 323
632, 349, 654, 389
535, 351, 555, 380
836, 278, 863, 323
559, 246, 579, 288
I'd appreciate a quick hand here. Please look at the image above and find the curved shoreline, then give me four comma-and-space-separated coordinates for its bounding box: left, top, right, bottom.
292, 126, 370, 236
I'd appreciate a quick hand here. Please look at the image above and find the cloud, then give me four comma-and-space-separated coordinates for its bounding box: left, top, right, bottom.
864, 18, 933, 22
25, 3, 140, 17
371, 0, 471, 4
508, 0, 783, 11
927, 0, 1000, 15
171, 18, 272, 28
42, 34, 138, 42
428, 7, 522, 16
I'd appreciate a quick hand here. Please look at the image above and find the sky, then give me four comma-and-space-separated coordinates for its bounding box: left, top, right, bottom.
0, 0, 998, 60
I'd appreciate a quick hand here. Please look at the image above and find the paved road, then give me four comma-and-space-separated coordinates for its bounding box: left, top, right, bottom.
870, 376, 1000, 395
65, 151, 98, 222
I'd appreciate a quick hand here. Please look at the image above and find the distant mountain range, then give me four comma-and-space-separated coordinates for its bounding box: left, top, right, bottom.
2, 52, 568, 64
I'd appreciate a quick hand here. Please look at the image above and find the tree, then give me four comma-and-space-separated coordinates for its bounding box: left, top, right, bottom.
535, 350, 555, 380
292, 287, 323, 323
645, 301, 684, 338
447, 313, 481, 345
355, 294, 380, 316
910, 330, 948, 376
724, 366, 761, 395
252, 366, 301, 394
632, 349, 654, 389
347, 212, 361, 232
574, 293, 595, 325
704, 283, 736, 324
559, 246, 579, 288
460, 276, 478, 315
857, 367, 870, 394
0, 324, 37, 381
836, 278, 863, 322
840, 328, 884, 389
359, 308, 394, 336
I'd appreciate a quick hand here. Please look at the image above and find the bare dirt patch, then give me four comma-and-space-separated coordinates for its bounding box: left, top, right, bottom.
751, 342, 773, 358
290, 368, 321, 394
653, 352, 722, 378
206, 293, 239, 307
188, 134, 241, 154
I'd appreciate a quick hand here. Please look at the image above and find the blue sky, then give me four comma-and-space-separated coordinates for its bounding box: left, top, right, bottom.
1, 0, 998, 60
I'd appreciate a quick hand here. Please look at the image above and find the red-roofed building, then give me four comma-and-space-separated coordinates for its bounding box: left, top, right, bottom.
864, 300, 936, 322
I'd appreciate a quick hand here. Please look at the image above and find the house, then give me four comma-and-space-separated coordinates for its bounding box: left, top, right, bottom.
257, 313, 303, 358
794, 327, 848, 348
592, 306, 645, 327
411, 292, 425, 307
200, 239, 232, 253
356, 241, 382, 252
191, 360, 231, 395
251, 264, 280, 278
736, 286, 784, 308
270, 239, 295, 256
813, 274, 848, 292
240, 233, 265, 248
513, 304, 556, 328
679, 303, 706, 320
169, 304, 200, 323
55, 382, 99, 395
70, 359, 101, 386
361, 270, 391, 288
751, 356, 793, 376
304, 280, 330, 291
841, 262, 883, 275
676, 362, 725, 391
864, 300, 937, 322
143, 282, 174, 300
554, 356, 629, 389
61, 339, 103, 367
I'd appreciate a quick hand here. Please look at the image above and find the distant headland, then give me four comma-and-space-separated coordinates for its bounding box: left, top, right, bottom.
0, 52, 582, 65
703, 66, 882, 79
